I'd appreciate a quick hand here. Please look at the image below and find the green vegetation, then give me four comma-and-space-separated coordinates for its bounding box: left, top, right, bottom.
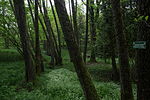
0, 49, 23, 62
0, 49, 120, 100
0, 0, 149, 99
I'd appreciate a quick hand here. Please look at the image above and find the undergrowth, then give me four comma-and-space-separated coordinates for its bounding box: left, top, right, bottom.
0, 49, 23, 62
0, 49, 122, 100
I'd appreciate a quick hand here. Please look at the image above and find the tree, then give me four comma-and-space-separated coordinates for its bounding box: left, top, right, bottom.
13, 0, 36, 82
54, 0, 100, 100
68, 0, 73, 23
35, 0, 44, 74
111, 0, 133, 99
41, 0, 62, 65
83, 0, 89, 62
136, 0, 150, 99
89, 0, 100, 63
101, 0, 119, 81
49, 0, 62, 65
71, 0, 79, 45
89, 0, 97, 62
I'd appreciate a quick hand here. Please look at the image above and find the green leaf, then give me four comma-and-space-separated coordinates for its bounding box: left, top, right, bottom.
138, 16, 144, 21
145, 16, 149, 21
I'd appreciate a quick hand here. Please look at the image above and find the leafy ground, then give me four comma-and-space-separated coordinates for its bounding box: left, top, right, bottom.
0, 49, 121, 100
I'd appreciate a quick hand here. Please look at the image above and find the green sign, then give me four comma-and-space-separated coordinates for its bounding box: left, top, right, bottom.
133, 41, 146, 49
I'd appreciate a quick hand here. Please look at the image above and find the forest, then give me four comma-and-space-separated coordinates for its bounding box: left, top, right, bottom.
0, 0, 150, 100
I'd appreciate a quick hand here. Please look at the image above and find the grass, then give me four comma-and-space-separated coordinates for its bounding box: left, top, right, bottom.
0, 49, 23, 62
0, 61, 24, 100
0, 48, 122, 100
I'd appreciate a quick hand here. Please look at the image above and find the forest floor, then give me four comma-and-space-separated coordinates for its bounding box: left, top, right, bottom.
0, 49, 135, 100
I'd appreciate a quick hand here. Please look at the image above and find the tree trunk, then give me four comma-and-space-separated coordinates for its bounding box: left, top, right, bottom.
109, 33, 119, 81
54, 0, 100, 100
68, 0, 73, 24
110, 44, 119, 81
71, 0, 79, 45
136, 0, 150, 100
42, 0, 62, 65
27, 0, 44, 73
89, 0, 97, 63
35, 0, 44, 74
102, 0, 119, 81
83, 0, 89, 62
49, 0, 63, 65
111, 0, 134, 99
38, 2, 56, 66
13, 0, 36, 82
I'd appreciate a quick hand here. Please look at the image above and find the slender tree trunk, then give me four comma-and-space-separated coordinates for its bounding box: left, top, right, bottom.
49, 0, 62, 65
136, 0, 150, 100
71, 0, 79, 45
38, 2, 56, 66
89, 0, 97, 63
111, 0, 134, 100
95, 0, 100, 24
27, 0, 44, 73
35, 0, 44, 74
102, 0, 119, 81
83, 0, 89, 62
42, 0, 62, 65
27, 0, 36, 52
68, 0, 73, 24
108, 32, 119, 81
110, 43, 119, 81
66, 0, 74, 62
27, 0, 35, 24
13, 0, 36, 82
54, 0, 100, 100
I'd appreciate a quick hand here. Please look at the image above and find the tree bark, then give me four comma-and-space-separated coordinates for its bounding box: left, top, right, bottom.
68, 0, 73, 24
83, 0, 89, 62
110, 43, 119, 81
49, 0, 63, 65
35, 0, 44, 74
13, 0, 36, 82
102, 0, 119, 81
111, 0, 134, 99
136, 0, 150, 100
54, 0, 100, 100
71, 0, 79, 45
89, 0, 97, 63
42, 0, 62, 65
